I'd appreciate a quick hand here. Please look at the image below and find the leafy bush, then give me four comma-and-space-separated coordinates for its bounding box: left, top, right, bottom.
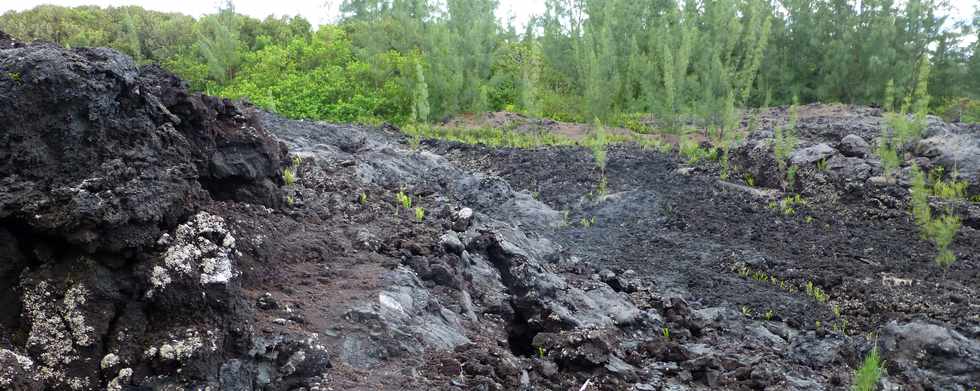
218, 27, 415, 124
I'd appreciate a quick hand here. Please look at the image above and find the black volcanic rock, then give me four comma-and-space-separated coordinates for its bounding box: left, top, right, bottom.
0, 38, 285, 252
0, 33, 304, 390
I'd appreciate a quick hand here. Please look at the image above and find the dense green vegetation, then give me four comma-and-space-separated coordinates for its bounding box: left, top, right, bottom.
1, 0, 979, 126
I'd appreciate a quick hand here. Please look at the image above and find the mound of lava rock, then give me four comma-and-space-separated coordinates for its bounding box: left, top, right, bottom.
0, 32, 301, 389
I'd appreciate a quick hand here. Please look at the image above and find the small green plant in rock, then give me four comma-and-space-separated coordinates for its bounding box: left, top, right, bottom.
283, 167, 297, 186
410, 132, 422, 150
590, 118, 608, 171
286, 195, 295, 207
662, 327, 670, 340
786, 164, 799, 189
929, 167, 968, 200
679, 134, 717, 164
745, 174, 755, 187
579, 216, 596, 228
740, 305, 754, 317
816, 159, 829, 172
770, 194, 807, 216
773, 101, 799, 171
805, 281, 828, 303
639, 137, 673, 154
910, 166, 933, 232
359, 192, 368, 205
537, 346, 546, 358
283, 155, 302, 185
910, 165, 962, 276
930, 214, 960, 275
875, 138, 902, 178
832, 304, 848, 334
764, 309, 774, 321
596, 175, 608, 198
414, 206, 425, 222
395, 188, 412, 210
852, 343, 883, 391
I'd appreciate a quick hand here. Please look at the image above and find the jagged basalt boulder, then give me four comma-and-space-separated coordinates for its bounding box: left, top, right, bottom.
0, 33, 306, 390
0, 37, 284, 252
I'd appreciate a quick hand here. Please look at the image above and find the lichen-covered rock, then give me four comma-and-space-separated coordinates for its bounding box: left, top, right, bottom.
17, 260, 124, 390
0, 348, 40, 390
147, 212, 238, 297
0, 34, 295, 391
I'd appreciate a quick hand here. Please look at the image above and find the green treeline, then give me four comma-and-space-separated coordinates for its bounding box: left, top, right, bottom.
2, 0, 978, 126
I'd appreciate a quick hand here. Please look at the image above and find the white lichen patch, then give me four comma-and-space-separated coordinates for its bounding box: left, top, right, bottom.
100, 353, 119, 369
20, 280, 95, 388
62, 284, 95, 346
0, 349, 36, 387
144, 329, 206, 362
147, 212, 239, 297
106, 368, 132, 391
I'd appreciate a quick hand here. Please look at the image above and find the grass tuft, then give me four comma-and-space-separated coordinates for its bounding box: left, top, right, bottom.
852, 344, 883, 391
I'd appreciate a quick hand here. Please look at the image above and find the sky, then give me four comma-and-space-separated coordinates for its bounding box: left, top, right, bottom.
0, 0, 974, 31
0, 0, 547, 27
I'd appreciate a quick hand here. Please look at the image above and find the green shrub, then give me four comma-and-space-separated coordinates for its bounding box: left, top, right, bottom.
679, 134, 716, 164
929, 214, 960, 273
218, 27, 415, 124
936, 98, 980, 124
928, 167, 967, 200
614, 112, 652, 133
875, 135, 902, 178
909, 165, 962, 275
852, 344, 883, 391
786, 164, 799, 188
